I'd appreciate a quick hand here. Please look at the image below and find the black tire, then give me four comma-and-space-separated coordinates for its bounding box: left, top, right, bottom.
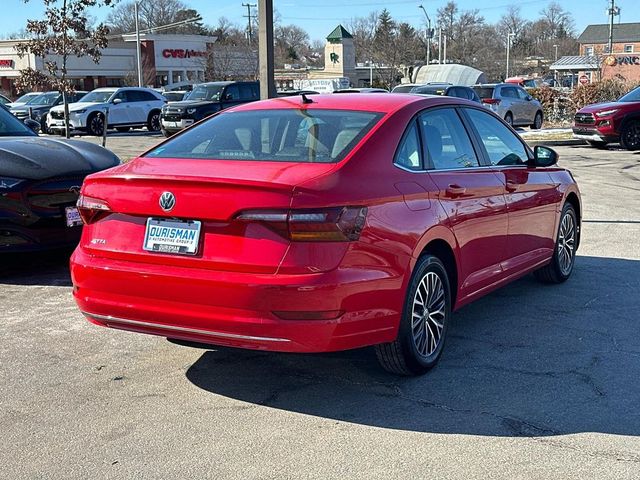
115, 126, 131, 133
375, 255, 451, 375
87, 113, 105, 136
620, 120, 640, 151
147, 110, 161, 132
534, 203, 578, 284
504, 112, 514, 127
531, 111, 543, 130
40, 114, 49, 135
587, 140, 608, 149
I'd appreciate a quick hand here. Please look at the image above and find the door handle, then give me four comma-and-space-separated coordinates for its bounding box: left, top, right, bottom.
445, 184, 466, 197
505, 181, 519, 192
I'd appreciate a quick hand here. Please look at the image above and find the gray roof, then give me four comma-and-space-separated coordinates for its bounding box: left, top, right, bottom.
549, 56, 601, 71
413, 64, 486, 86
578, 23, 640, 44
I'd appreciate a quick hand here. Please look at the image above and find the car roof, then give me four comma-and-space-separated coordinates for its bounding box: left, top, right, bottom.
228, 93, 473, 114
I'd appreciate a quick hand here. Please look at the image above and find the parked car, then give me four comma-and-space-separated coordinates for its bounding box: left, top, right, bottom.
162, 90, 190, 102
333, 88, 389, 93
0, 93, 11, 106
392, 82, 452, 94
411, 84, 481, 103
47, 87, 166, 136
6, 92, 43, 109
573, 85, 640, 150
0, 106, 120, 252
505, 76, 543, 89
10, 91, 87, 134
473, 83, 544, 129
160, 81, 260, 137
71, 93, 581, 375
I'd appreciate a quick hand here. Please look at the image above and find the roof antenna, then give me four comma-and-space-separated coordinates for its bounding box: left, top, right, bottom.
301, 93, 314, 104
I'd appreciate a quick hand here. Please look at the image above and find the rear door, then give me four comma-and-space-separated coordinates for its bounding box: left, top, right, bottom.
462, 107, 561, 273
419, 107, 508, 297
500, 86, 522, 124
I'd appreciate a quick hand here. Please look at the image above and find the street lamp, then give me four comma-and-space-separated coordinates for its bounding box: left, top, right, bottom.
135, 1, 143, 87
505, 32, 515, 79
418, 5, 432, 66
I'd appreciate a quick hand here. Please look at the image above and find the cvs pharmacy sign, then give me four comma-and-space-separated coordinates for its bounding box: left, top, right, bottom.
162, 49, 207, 59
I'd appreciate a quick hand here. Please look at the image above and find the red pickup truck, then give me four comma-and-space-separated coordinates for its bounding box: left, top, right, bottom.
573, 86, 640, 150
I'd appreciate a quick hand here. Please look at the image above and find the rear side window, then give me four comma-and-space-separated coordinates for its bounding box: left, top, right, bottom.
239, 84, 259, 101
464, 108, 528, 166
501, 87, 519, 99
145, 109, 382, 163
394, 122, 422, 170
419, 108, 480, 170
473, 86, 494, 100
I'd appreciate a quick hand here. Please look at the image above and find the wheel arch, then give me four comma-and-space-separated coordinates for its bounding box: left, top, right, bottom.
565, 191, 582, 248
413, 228, 459, 308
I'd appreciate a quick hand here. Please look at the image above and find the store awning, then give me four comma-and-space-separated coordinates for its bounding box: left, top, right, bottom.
550, 56, 601, 71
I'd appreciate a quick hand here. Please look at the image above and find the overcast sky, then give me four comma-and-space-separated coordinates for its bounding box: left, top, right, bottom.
2, 0, 637, 42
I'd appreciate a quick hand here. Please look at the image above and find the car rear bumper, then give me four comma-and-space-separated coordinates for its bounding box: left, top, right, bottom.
70, 248, 402, 352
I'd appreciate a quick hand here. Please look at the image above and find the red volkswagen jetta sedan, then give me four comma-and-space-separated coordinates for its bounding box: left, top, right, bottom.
71, 93, 581, 375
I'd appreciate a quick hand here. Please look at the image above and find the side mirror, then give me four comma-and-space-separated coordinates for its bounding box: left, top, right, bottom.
531, 145, 558, 167
24, 118, 40, 133
112, 98, 122, 104
526, 95, 533, 101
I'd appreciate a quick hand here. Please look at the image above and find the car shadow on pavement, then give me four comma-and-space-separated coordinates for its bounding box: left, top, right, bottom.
185, 255, 640, 437
0, 249, 72, 286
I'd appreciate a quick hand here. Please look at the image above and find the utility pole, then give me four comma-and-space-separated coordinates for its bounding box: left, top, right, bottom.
443, 34, 447, 64
438, 26, 442, 64
242, 3, 257, 45
506, 32, 515, 79
258, 0, 275, 99
607, 0, 620, 54
419, 5, 432, 66
134, 1, 143, 87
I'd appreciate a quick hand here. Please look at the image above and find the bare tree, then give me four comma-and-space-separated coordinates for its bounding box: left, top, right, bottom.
106, 0, 203, 34
15, 0, 115, 138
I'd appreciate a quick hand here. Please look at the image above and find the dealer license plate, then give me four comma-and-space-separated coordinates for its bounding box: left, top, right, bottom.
143, 218, 201, 255
65, 206, 83, 227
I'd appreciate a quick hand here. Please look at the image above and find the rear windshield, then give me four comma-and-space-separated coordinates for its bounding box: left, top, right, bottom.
145, 109, 383, 163
472, 86, 495, 99
412, 86, 445, 95
392, 85, 416, 93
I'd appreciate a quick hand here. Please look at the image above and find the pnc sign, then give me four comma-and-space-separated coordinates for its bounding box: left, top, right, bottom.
603, 55, 640, 67
0, 59, 13, 68
162, 48, 207, 59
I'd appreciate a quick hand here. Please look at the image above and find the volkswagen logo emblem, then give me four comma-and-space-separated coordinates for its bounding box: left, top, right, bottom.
159, 191, 176, 211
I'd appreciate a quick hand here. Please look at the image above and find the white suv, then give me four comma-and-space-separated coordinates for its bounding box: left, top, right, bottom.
47, 87, 166, 135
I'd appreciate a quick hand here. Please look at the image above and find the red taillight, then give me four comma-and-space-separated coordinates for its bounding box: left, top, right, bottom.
77, 194, 111, 225
482, 98, 501, 105
236, 207, 367, 242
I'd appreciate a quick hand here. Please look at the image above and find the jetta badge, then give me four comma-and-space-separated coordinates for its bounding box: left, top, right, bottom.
159, 191, 176, 211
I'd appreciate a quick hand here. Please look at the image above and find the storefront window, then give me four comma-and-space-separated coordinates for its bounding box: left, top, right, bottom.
624, 45, 634, 53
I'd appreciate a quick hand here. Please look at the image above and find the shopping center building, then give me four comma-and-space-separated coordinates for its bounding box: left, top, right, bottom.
0, 33, 216, 96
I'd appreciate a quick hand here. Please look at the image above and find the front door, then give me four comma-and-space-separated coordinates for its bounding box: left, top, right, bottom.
418, 107, 508, 298
463, 107, 561, 273
107, 91, 131, 125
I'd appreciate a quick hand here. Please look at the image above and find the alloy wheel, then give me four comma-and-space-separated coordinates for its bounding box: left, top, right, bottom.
90, 115, 104, 135
623, 122, 640, 149
557, 212, 576, 276
150, 114, 161, 131
411, 271, 446, 357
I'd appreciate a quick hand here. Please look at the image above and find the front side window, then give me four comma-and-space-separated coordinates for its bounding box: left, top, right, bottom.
189, 84, 225, 101
419, 108, 480, 170
145, 109, 382, 163
465, 108, 529, 166
394, 122, 422, 170
516, 87, 530, 100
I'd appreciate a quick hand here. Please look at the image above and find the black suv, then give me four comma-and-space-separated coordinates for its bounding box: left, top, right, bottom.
160, 81, 260, 136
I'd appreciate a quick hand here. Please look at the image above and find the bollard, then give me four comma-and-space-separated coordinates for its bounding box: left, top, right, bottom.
102, 107, 109, 148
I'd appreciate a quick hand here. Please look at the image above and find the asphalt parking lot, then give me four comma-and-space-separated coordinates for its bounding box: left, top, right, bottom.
1, 141, 639, 479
